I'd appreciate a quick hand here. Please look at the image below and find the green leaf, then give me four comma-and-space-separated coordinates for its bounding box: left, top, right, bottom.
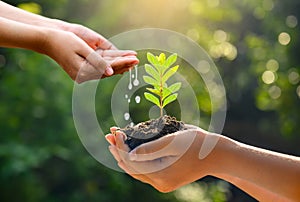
162, 65, 179, 83
143, 75, 157, 85
157, 53, 166, 64
144, 92, 160, 107
162, 93, 178, 107
147, 52, 159, 66
168, 82, 182, 93
162, 87, 172, 100
165, 53, 177, 68
145, 64, 160, 81
146, 87, 161, 96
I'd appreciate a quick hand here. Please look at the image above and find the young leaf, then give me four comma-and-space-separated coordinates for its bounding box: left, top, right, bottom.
162, 93, 178, 107
145, 64, 160, 81
146, 87, 161, 96
162, 65, 179, 83
147, 52, 159, 66
168, 82, 182, 93
157, 53, 166, 64
162, 87, 172, 100
144, 92, 160, 107
165, 53, 177, 68
143, 75, 157, 85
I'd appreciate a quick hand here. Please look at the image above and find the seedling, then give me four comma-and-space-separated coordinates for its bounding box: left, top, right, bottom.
143, 52, 182, 117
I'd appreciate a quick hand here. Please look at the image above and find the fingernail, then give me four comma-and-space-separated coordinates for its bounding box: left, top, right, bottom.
105, 67, 114, 75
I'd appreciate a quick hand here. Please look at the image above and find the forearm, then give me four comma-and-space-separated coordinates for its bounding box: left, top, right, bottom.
213, 136, 300, 201
0, 1, 64, 29
0, 17, 47, 53
218, 173, 290, 201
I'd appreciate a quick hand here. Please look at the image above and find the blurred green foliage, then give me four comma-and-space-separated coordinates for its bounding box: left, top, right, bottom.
1, 0, 300, 201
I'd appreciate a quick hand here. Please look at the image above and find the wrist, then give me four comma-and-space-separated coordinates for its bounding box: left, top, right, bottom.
197, 132, 239, 177
33, 27, 57, 55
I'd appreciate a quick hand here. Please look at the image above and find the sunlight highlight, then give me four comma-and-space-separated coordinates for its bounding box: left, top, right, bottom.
278, 32, 291, 45
268, 85, 281, 99
266, 59, 279, 72
288, 70, 300, 85
286, 15, 298, 28
262, 70, 275, 84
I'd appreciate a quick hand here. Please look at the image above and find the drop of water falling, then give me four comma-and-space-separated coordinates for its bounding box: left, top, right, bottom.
135, 96, 141, 103
128, 68, 133, 90
132, 74, 135, 79
130, 122, 134, 127
124, 112, 130, 120
125, 94, 128, 99
128, 99, 131, 103
133, 66, 139, 86
133, 79, 139, 86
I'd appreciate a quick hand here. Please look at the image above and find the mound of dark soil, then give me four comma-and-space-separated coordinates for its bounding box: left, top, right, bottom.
120, 115, 187, 150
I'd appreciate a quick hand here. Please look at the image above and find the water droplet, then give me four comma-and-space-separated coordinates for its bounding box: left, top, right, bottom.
132, 74, 135, 78
125, 94, 128, 99
135, 96, 141, 103
124, 113, 130, 120
130, 122, 134, 127
128, 99, 131, 103
133, 66, 139, 86
133, 79, 139, 86
128, 68, 133, 90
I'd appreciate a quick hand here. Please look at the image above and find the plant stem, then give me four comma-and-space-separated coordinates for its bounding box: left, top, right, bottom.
160, 66, 163, 117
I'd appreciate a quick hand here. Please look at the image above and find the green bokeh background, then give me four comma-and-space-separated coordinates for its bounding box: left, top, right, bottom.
0, 0, 299, 201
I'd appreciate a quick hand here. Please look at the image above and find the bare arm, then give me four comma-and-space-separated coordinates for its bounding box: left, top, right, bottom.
0, 1, 65, 29
0, 1, 139, 82
0, 16, 45, 52
216, 138, 300, 201
106, 128, 300, 201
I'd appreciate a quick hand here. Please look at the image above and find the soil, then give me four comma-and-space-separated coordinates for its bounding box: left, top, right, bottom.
120, 115, 187, 150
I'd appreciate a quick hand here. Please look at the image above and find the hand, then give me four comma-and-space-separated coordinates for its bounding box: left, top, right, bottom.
60, 23, 117, 50
105, 126, 221, 193
41, 28, 138, 83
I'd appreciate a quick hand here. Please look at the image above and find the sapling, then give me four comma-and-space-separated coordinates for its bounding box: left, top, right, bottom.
143, 52, 182, 117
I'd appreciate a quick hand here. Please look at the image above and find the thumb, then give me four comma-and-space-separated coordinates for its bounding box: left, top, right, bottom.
129, 130, 198, 161
86, 51, 113, 76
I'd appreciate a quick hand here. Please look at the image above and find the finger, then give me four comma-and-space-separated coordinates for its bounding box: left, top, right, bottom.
110, 56, 139, 68
96, 49, 137, 57
75, 60, 101, 83
110, 126, 120, 134
105, 134, 116, 146
97, 36, 117, 50
126, 156, 179, 174
86, 51, 114, 76
129, 134, 176, 160
129, 130, 198, 161
118, 161, 153, 184
115, 131, 129, 151
108, 145, 122, 163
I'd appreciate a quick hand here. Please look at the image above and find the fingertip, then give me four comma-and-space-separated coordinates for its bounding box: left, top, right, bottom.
116, 131, 127, 141
105, 134, 116, 145
105, 66, 114, 76
110, 126, 120, 134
